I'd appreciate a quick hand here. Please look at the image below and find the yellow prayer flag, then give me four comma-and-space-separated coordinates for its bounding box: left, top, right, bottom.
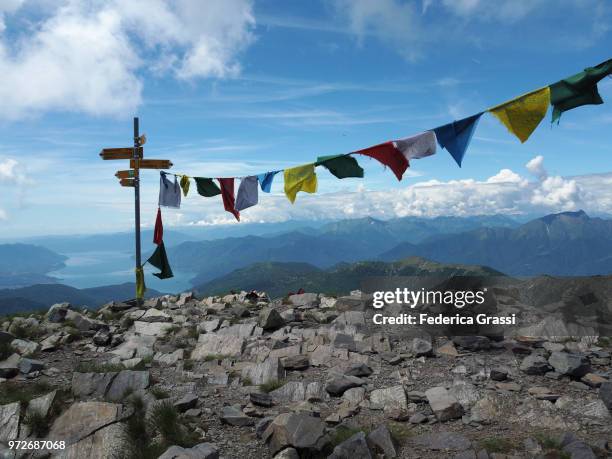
180, 175, 190, 197
489, 86, 550, 143
284, 164, 317, 203
135, 266, 146, 299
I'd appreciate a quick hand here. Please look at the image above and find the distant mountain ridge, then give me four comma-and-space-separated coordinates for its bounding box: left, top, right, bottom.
0, 244, 67, 276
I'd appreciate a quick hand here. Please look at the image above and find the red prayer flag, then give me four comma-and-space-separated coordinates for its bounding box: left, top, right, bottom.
218, 178, 240, 221
153, 207, 163, 245
353, 141, 409, 181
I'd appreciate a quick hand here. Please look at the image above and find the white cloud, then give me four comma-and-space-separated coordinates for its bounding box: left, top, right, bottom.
0, 158, 27, 184
0, 0, 255, 119
525, 155, 547, 179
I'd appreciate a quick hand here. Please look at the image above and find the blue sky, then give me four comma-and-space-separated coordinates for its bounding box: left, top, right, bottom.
0, 0, 611, 237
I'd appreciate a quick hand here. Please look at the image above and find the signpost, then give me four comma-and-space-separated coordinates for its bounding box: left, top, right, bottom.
100, 117, 173, 305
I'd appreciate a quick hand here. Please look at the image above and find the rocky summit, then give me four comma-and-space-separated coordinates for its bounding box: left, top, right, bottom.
0, 289, 610, 459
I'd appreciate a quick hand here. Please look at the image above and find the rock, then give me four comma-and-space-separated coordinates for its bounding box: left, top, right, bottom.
0, 353, 20, 378
599, 381, 612, 412
409, 412, 427, 424
256, 417, 274, 439
93, 329, 112, 346
47, 303, 69, 322
581, 373, 607, 388
134, 321, 173, 336
326, 375, 365, 396
367, 425, 397, 458
412, 337, 433, 357
110, 334, 155, 360
221, 405, 254, 427
40, 332, 63, 351
242, 358, 284, 385
281, 355, 309, 371
18, 358, 44, 374
449, 381, 481, 409
328, 431, 372, 459
452, 336, 490, 351
344, 362, 373, 377
273, 447, 299, 459
370, 385, 408, 410
192, 335, 245, 359
520, 355, 552, 375
270, 382, 307, 403
0, 331, 15, 344
11, 338, 39, 355
250, 392, 274, 408
217, 323, 256, 338
200, 319, 220, 334
563, 441, 596, 459
495, 382, 521, 392
343, 387, 366, 405
413, 431, 472, 451
425, 387, 463, 421
489, 368, 508, 381
288, 293, 319, 307
259, 308, 285, 331
263, 413, 326, 456
0, 402, 20, 443
72, 372, 117, 398
141, 308, 171, 322
49, 401, 123, 445
174, 394, 198, 412
437, 341, 460, 357
27, 391, 56, 417
60, 422, 124, 459
548, 352, 591, 378
158, 442, 219, 459
105, 370, 150, 402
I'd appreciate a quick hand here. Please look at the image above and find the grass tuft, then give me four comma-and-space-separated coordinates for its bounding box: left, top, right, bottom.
480, 437, 514, 454
259, 379, 285, 393
150, 387, 170, 400
75, 361, 125, 373
0, 381, 53, 405
23, 410, 50, 438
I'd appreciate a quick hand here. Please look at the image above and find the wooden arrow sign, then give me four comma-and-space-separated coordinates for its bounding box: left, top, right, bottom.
130, 159, 173, 169
120, 178, 135, 187
100, 147, 143, 160
115, 170, 134, 179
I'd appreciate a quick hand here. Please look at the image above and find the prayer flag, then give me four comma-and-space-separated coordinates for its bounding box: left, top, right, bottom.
179, 175, 190, 197
393, 131, 437, 160
433, 113, 483, 167
550, 59, 612, 123
218, 178, 240, 221
153, 207, 163, 245
194, 177, 221, 197
147, 242, 173, 279
135, 266, 146, 299
158, 172, 181, 208
316, 155, 364, 179
235, 176, 259, 211
257, 171, 278, 193
489, 87, 550, 142
353, 142, 408, 181
284, 164, 318, 203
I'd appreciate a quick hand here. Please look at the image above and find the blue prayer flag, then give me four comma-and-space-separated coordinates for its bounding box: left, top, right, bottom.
433, 113, 483, 167
257, 171, 279, 193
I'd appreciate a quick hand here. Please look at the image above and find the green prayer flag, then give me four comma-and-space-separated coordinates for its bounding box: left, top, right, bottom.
550, 59, 612, 123
135, 266, 146, 299
316, 154, 364, 179
194, 177, 221, 197
146, 242, 174, 279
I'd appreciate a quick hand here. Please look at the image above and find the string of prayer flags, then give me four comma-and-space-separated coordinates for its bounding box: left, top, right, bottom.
316, 154, 364, 179
218, 178, 240, 221
194, 177, 221, 197
135, 266, 146, 298
179, 175, 190, 197
550, 58, 612, 123
433, 113, 483, 167
257, 171, 279, 193
393, 131, 437, 161
235, 176, 259, 211
159, 172, 181, 208
153, 207, 163, 245
147, 242, 174, 279
353, 141, 408, 181
284, 164, 317, 203
489, 87, 550, 143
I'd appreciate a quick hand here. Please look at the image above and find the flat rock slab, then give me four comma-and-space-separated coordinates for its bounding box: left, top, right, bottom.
158, 442, 219, 459
56, 422, 124, 459
413, 431, 472, 451
369, 385, 408, 410
49, 401, 122, 445
192, 335, 245, 359
0, 402, 20, 443
241, 358, 284, 385
425, 387, 463, 422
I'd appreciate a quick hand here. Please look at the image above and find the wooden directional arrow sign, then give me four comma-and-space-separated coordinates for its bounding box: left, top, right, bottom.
130, 159, 173, 169
100, 147, 143, 160
115, 170, 135, 179
120, 178, 135, 187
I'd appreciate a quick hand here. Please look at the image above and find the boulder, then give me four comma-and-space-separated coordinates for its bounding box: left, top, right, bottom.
110, 334, 155, 360
452, 336, 490, 351
328, 431, 372, 459
93, 329, 112, 346
154, 349, 184, 366
600, 381, 612, 412
10, 338, 39, 355
259, 308, 285, 331
134, 321, 173, 336
220, 405, 254, 427
282, 355, 309, 371
0, 402, 20, 443
158, 443, 219, 459
192, 335, 245, 359
18, 358, 44, 374
548, 352, 590, 378
369, 385, 408, 410
241, 358, 284, 385
140, 308, 172, 323
27, 391, 56, 418
344, 362, 372, 377
413, 431, 471, 451
263, 413, 326, 456
367, 425, 397, 458
288, 293, 319, 307
49, 402, 122, 445
0, 353, 20, 378
40, 332, 63, 351
0, 331, 15, 344
105, 370, 150, 402
58, 422, 124, 459
425, 387, 463, 421
563, 441, 596, 459
174, 394, 198, 412
47, 303, 69, 323
325, 375, 365, 396
343, 387, 366, 405
250, 392, 274, 408
270, 382, 306, 403
520, 355, 552, 375
411, 338, 433, 357
72, 372, 117, 399
273, 448, 299, 459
